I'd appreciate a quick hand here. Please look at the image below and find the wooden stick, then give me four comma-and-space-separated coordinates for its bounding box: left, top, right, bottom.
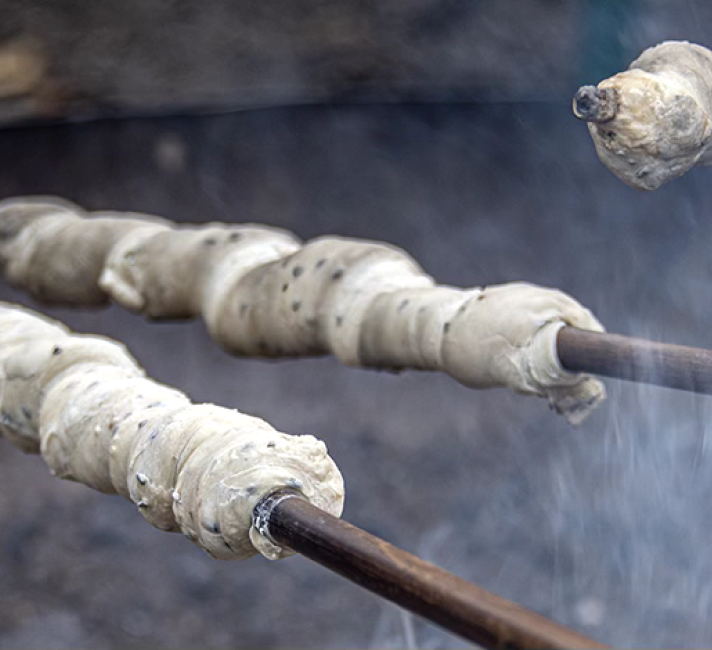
558, 327, 712, 395
254, 491, 608, 650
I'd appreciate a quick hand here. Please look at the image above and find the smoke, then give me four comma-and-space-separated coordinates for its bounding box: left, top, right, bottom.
3, 98, 712, 649
3, 5, 712, 646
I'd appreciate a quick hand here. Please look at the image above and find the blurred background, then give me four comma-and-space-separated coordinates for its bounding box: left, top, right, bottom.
2, 1, 712, 647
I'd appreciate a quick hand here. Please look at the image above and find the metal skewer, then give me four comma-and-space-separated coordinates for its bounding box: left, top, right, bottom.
253, 490, 608, 650
558, 327, 712, 395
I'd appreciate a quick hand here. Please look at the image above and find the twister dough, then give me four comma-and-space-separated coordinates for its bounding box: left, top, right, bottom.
0, 197, 606, 424
0, 302, 344, 560
574, 41, 712, 190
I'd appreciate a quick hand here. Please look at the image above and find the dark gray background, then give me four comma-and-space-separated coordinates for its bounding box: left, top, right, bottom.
2, 2, 712, 648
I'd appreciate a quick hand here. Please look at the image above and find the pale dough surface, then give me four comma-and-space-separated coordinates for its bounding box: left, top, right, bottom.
0, 198, 606, 424
0, 302, 344, 560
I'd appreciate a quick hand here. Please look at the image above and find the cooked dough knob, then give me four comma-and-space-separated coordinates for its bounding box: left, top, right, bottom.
575, 41, 712, 190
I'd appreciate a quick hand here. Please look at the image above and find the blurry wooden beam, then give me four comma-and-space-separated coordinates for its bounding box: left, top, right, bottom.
0, 0, 586, 125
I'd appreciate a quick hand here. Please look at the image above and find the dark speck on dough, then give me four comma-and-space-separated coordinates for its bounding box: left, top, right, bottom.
138, 420, 147, 429
331, 269, 344, 281
52, 346, 62, 355
443, 322, 451, 333
240, 303, 249, 316
316, 258, 326, 269
398, 299, 409, 311
291, 300, 301, 312
292, 265, 303, 278
336, 315, 343, 327
204, 237, 217, 246
229, 232, 242, 242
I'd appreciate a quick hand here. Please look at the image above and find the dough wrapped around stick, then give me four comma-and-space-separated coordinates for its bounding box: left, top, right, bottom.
0, 301, 344, 560
0, 197, 606, 424
574, 41, 712, 190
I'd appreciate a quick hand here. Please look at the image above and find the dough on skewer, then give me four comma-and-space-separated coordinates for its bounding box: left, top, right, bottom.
0, 301, 344, 560
0, 197, 606, 424
574, 41, 712, 190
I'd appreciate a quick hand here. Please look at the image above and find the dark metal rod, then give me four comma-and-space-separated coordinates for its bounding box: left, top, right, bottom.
254, 491, 608, 650
572, 85, 618, 122
558, 327, 712, 395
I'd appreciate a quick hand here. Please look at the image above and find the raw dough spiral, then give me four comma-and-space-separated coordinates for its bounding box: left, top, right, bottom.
0, 197, 606, 424
0, 301, 344, 560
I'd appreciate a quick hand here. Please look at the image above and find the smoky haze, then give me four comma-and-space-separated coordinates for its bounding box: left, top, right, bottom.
2, 2, 712, 649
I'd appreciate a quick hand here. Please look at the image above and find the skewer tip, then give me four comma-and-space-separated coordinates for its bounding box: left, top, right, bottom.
573, 85, 618, 122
